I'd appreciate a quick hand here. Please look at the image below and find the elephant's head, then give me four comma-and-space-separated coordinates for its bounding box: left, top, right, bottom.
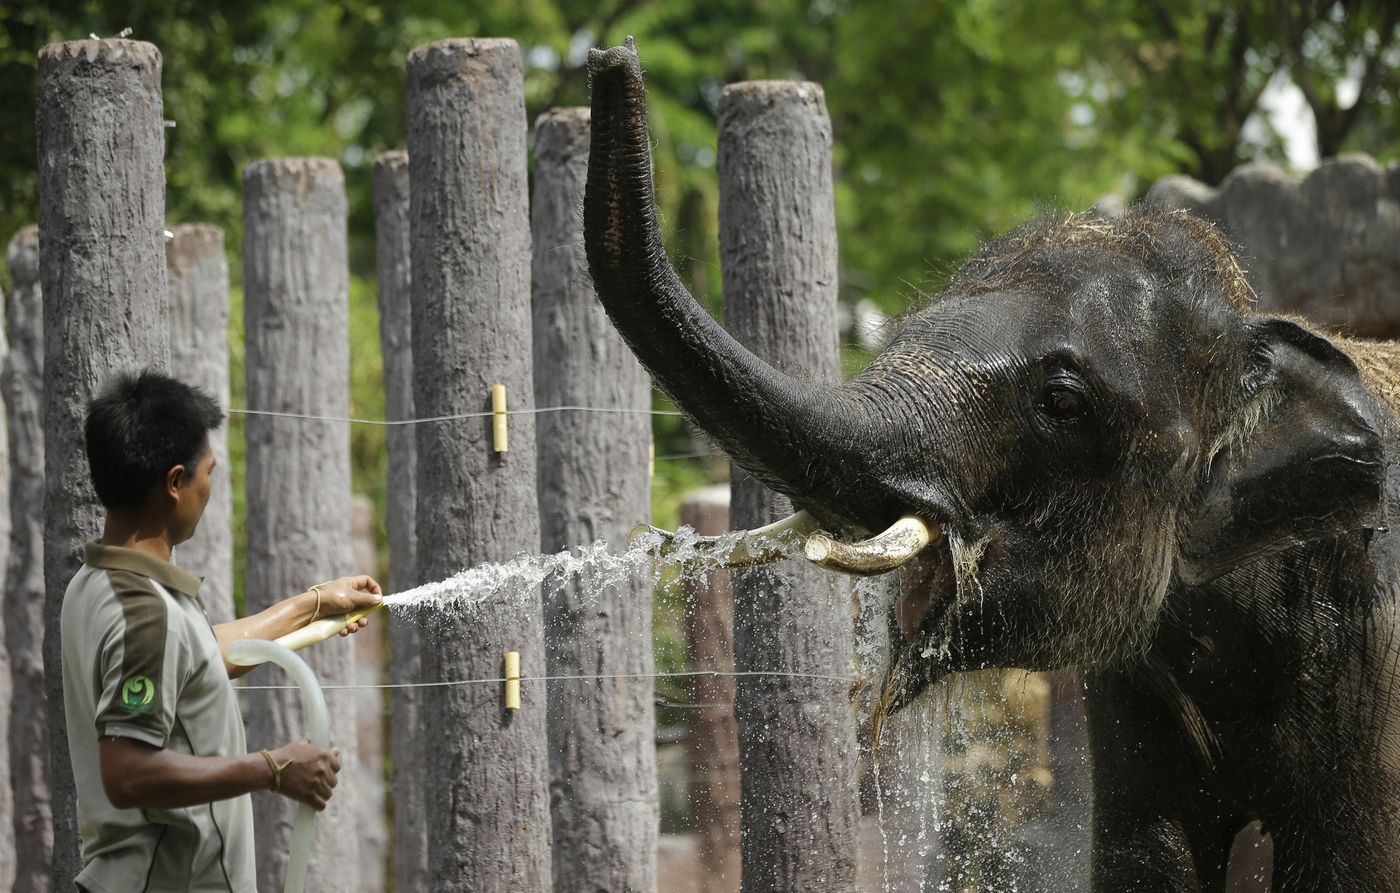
584, 41, 1387, 717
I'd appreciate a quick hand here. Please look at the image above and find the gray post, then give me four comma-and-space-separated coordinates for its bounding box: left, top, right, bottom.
0, 279, 11, 892
37, 39, 170, 886
349, 494, 387, 893
371, 148, 426, 892
680, 486, 742, 893
718, 81, 860, 891
406, 38, 551, 891
532, 107, 657, 893
373, 151, 417, 594
166, 224, 233, 623
5, 226, 51, 893
242, 157, 359, 892
1147, 156, 1400, 336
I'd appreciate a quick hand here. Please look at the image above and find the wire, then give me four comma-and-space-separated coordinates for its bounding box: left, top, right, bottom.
237, 668, 860, 692
227, 405, 684, 426
655, 696, 734, 710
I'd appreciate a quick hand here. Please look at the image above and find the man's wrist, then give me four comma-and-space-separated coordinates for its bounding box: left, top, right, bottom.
250, 750, 277, 792
258, 749, 286, 793
291, 590, 318, 625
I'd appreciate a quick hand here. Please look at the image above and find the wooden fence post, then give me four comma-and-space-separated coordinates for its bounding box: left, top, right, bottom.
0, 277, 11, 891
718, 81, 861, 891
37, 39, 170, 886
5, 225, 51, 892
406, 38, 551, 891
349, 494, 387, 892
372, 148, 427, 893
166, 224, 233, 623
680, 486, 742, 893
532, 106, 657, 893
242, 157, 359, 892
1148, 156, 1400, 337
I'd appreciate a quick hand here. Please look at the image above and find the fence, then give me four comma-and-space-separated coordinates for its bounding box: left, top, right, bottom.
3, 30, 1398, 893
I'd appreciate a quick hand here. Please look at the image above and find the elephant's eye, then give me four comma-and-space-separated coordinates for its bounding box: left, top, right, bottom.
1039, 384, 1088, 421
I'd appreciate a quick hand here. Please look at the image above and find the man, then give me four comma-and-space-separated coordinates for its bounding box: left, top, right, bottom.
61, 369, 382, 892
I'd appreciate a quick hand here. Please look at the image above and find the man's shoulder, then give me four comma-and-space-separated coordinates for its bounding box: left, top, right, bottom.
61, 562, 168, 641
66, 560, 164, 601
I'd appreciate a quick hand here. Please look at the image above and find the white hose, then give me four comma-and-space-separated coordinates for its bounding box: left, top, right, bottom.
227, 638, 329, 893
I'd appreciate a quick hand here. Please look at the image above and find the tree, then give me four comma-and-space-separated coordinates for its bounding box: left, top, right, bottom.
1277, 0, 1400, 158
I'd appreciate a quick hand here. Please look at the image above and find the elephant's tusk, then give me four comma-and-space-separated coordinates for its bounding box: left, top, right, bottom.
631, 510, 822, 569
803, 515, 939, 576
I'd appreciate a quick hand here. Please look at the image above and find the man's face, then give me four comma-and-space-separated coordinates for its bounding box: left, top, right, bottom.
171, 438, 215, 545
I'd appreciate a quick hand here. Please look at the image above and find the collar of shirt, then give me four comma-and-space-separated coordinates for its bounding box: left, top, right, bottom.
83, 539, 204, 602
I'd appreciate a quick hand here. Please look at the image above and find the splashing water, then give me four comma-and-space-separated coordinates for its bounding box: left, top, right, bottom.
381, 524, 803, 618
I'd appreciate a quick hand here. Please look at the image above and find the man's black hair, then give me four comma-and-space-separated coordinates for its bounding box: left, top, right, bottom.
84, 369, 225, 510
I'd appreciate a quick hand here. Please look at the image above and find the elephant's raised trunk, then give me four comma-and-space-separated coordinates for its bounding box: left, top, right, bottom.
585, 40, 882, 529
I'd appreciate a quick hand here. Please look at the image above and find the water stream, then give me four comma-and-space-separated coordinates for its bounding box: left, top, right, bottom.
381, 525, 792, 617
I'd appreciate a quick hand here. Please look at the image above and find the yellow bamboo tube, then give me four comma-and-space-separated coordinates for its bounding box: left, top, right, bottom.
504, 650, 521, 710
491, 383, 508, 453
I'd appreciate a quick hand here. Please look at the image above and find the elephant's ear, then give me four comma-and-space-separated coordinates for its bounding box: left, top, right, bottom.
1177, 318, 1386, 585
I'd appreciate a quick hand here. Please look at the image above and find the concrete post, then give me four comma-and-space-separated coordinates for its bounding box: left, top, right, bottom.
4, 223, 50, 893
349, 494, 387, 892
166, 224, 233, 623
372, 151, 417, 594
679, 486, 742, 893
37, 39, 169, 886
372, 148, 427, 892
1148, 156, 1400, 336
242, 157, 359, 892
5, 226, 50, 892
406, 38, 550, 891
0, 278, 11, 890
718, 80, 860, 892
532, 106, 657, 893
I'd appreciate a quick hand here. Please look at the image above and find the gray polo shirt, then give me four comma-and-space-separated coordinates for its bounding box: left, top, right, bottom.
61, 540, 255, 892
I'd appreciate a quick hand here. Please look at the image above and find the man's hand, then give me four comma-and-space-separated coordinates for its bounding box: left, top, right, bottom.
214, 573, 384, 679
268, 739, 341, 811
311, 575, 383, 636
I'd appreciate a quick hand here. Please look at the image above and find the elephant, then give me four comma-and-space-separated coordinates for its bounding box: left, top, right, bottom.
583, 39, 1400, 892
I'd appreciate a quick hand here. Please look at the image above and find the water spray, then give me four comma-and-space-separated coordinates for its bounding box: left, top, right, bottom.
630, 510, 820, 568
632, 509, 939, 576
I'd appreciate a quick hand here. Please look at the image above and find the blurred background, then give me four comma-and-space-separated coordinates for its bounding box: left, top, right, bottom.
1, 0, 1396, 606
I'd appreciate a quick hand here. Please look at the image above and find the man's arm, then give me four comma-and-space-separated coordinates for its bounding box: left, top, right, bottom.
100, 736, 339, 811
214, 575, 382, 678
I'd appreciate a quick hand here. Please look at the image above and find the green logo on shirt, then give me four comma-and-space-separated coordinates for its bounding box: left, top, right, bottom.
121, 675, 155, 714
